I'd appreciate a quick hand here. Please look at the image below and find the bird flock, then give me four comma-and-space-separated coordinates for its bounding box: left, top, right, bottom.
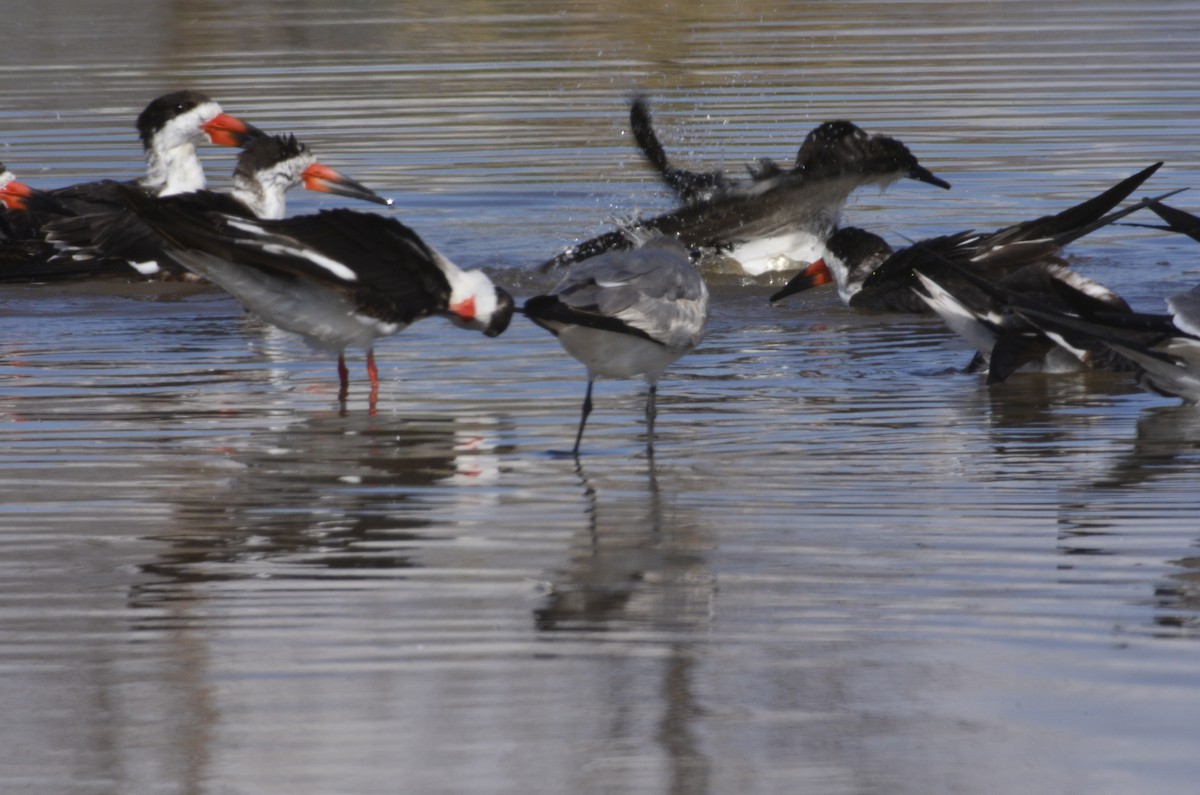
3, 91, 1199, 455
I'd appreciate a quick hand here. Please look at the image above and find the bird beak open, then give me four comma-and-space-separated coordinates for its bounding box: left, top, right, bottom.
201, 113, 267, 148
302, 162, 393, 206
770, 258, 833, 303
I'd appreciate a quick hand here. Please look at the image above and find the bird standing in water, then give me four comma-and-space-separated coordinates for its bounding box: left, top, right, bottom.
120, 192, 515, 408
525, 238, 709, 455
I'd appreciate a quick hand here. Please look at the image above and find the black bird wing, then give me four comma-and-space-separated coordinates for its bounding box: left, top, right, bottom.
629, 96, 730, 205
1146, 201, 1200, 244
123, 186, 452, 324
976, 162, 1163, 253
50, 179, 148, 216
46, 191, 252, 278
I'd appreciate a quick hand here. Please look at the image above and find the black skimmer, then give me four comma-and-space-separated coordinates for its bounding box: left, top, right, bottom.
0, 163, 73, 224
542, 102, 949, 276
119, 187, 514, 405
1, 163, 94, 278
42, 90, 264, 214
0, 91, 264, 281
41, 134, 390, 280
1015, 286, 1200, 404
912, 261, 1136, 383
524, 238, 709, 455
770, 161, 1169, 310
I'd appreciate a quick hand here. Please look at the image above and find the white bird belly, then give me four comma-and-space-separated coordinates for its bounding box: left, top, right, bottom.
725, 231, 828, 276
556, 325, 690, 383
172, 251, 401, 352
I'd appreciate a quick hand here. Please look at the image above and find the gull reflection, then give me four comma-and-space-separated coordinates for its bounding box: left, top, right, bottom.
534, 457, 712, 633
534, 456, 715, 793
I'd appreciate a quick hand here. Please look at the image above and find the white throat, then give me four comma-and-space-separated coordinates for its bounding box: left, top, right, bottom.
141, 100, 224, 196
145, 141, 205, 197
231, 153, 315, 219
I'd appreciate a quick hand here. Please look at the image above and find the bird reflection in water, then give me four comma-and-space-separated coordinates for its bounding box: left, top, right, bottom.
534, 454, 715, 792
534, 456, 712, 634
1055, 405, 1200, 639
1096, 405, 1200, 638
130, 411, 508, 600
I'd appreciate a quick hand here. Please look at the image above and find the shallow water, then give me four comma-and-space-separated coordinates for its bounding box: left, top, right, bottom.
3, 2, 1200, 793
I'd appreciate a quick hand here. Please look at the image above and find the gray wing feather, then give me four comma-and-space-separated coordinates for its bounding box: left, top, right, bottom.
556, 239, 709, 350
1167, 285, 1200, 337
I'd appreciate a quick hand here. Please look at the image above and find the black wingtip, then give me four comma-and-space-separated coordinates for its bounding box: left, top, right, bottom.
1147, 200, 1200, 243
629, 94, 672, 176
1044, 161, 1166, 239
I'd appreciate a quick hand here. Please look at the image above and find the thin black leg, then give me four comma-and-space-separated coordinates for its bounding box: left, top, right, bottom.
572, 380, 595, 455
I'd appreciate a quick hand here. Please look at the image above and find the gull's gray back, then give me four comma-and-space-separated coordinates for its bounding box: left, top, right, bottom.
555, 239, 709, 351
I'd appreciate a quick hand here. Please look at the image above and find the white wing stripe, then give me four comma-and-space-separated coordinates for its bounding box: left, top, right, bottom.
258, 243, 359, 282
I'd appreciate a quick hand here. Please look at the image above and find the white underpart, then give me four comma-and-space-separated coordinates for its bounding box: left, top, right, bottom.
1160, 337, 1200, 365
914, 273, 1000, 357
1024, 265, 1127, 370
698, 175, 852, 276
130, 259, 162, 276
726, 231, 830, 276
169, 250, 399, 352
143, 100, 224, 197
557, 325, 693, 382
915, 273, 1085, 374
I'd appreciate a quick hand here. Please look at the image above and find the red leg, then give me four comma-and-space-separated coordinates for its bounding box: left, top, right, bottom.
337, 354, 349, 401
366, 349, 379, 390
366, 349, 379, 413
